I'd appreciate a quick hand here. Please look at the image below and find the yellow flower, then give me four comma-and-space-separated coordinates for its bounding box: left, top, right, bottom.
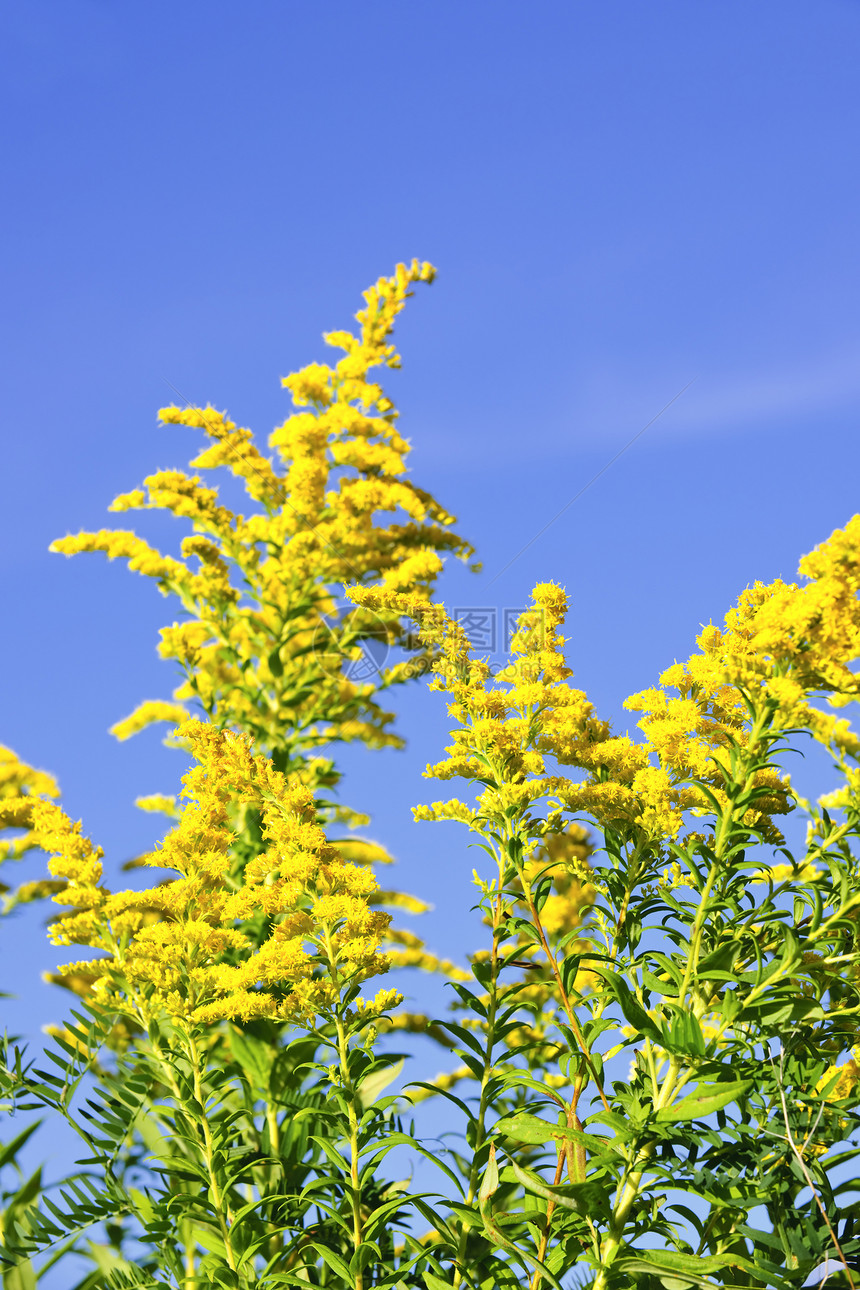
37, 721, 398, 1028
51, 263, 473, 815
358, 583, 693, 845
752, 861, 822, 885
110, 701, 191, 742
817, 1055, 860, 1103
0, 746, 62, 875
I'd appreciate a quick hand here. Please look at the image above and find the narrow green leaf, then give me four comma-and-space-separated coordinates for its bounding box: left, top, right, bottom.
309, 1242, 353, 1282
0, 1119, 42, 1171
423, 1273, 453, 1290
494, 1113, 557, 1145
508, 1161, 610, 1217
655, 1078, 753, 1123
357, 1057, 404, 1109
615, 1249, 735, 1287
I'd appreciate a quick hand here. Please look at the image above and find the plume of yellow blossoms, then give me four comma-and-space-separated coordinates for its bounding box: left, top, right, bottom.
28, 720, 399, 1028
352, 515, 860, 859
623, 513, 860, 837
50, 261, 473, 786
350, 582, 719, 846
0, 745, 68, 909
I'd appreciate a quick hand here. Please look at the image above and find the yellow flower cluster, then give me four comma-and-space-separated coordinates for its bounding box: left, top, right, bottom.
111, 701, 191, 743
1, 745, 60, 805
356, 542, 860, 849
817, 1053, 860, 1103
358, 518, 860, 879
51, 530, 187, 584
30, 720, 399, 1027
49, 263, 473, 793
352, 582, 695, 843
0, 745, 68, 906
627, 515, 860, 771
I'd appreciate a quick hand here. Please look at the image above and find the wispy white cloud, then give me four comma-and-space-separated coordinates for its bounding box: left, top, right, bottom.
667, 346, 860, 434
412, 344, 860, 471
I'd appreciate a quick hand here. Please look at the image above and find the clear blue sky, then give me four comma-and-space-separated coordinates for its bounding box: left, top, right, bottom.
2, 0, 860, 1108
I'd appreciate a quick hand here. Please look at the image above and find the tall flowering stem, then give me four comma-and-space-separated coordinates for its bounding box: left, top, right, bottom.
50, 261, 473, 796
352, 517, 860, 1285
36, 261, 474, 1177
6, 272, 860, 1289
10, 719, 401, 1284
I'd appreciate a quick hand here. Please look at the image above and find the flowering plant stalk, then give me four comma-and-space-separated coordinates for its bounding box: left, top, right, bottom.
2, 264, 860, 1289
350, 541, 860, 1287
1, 263, 468, 1289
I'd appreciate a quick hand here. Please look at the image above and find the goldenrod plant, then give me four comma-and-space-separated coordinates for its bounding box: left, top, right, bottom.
2, 264, 860, 1289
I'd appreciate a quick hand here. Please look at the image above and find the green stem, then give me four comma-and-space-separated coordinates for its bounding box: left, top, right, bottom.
592, 1056, 684, 1290
334, 1009, 365, 1290
185, 1029, 243, 1279
529, 1093, 581, 1290
519, 876, 610, 1113
141, 1021, 242, 1283
677, 705, 770, 1014
594, 707, 774, 1287
321, 927, 366, 1290
452, 879, 505, 1290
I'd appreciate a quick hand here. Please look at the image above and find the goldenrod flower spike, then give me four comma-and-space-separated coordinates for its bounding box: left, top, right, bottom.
110, 700, 191, 742
49, 263, 473, 795
0, 744, 64, 901
354, 582, 693, 845
621, 513, 860, 844
34, 719, 399, 1029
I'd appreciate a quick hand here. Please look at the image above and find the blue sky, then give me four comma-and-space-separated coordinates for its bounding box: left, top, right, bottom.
2, 0, 860, 1181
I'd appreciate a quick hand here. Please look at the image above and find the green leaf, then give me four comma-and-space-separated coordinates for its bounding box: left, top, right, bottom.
478, 1144, 499, 1201
308, 1242, 353, 1282
423, 1273, 453, 1290
666, 1010, 705, 1057
493, 1113, 558, 1145
357, 1057, 403, 1109
655, 1078, 752, 1123
190, 1224, 228, 1260
0, 1120, 42, 1171
84, 1242, 144, 1277
615, 1249, 736, 1288
349, 1242, 381, 1276
227, 1027, 274, 1089
592, 968, 663, 1042
3, 1260, 37, 1290
508, 1161, 610, 1217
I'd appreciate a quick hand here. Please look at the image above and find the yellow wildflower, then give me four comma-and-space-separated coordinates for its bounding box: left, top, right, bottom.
110, 701, 191, 742
36, 720, 398, 1028
51, 263, 473, 812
